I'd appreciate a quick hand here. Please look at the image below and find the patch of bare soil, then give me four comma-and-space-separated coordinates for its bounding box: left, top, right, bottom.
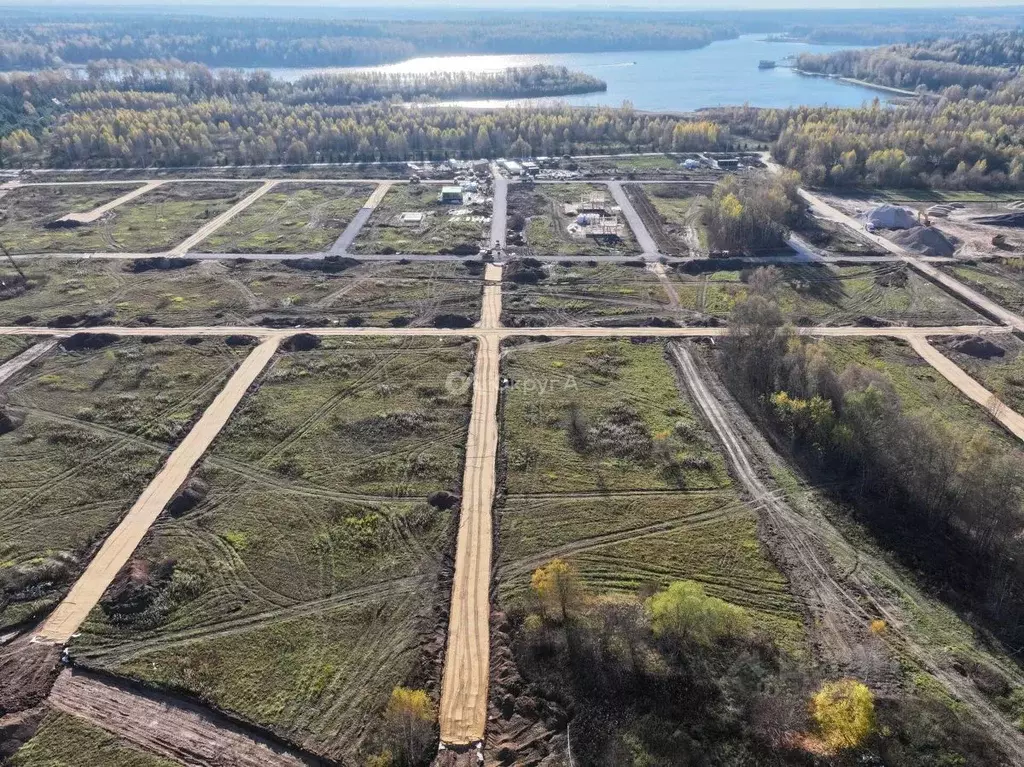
0, 637, 61, 715
48, 668, 323, 767
0, 705, 46, 759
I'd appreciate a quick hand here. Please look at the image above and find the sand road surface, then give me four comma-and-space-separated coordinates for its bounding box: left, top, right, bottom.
34, 337, 280, 643
169, 181, 279, 256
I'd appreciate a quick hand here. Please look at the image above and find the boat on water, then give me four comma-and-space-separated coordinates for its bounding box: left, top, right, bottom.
758, 60, 777, 70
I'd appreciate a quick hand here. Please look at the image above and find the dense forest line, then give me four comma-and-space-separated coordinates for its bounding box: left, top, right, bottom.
796, 31, 1024, 93
0, 14, 733, 71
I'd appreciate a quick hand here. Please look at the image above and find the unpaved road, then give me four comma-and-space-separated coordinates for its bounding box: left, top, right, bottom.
608, 180, 660, 258
907, 336, 1024, 441
490, 176, 507, 249
438, 266, 502, 746
59, 181, 163, 225
0, 339, 58, 384
50, 669, 319, 767
330, 182, 392, 254
34, 337, 280, 643
671, 342, 1024, 762
169, 181, 278, 257
647, 261, 680, 309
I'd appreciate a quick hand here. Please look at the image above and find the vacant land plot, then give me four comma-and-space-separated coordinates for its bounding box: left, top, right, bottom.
940, 259, 1024, 315
73, 338, 476, 762
2, 182, 260, 254
502, 261, 672, 326
932, 333, 1024, 417
10, 710, 177, 767
669, 262, 987, 326
0, 335, 250, 631
633, 183, 711, 255
0, 258, 483, 328
508, 183, 641, 257
0, 184, 142, 254
195, 184, 373, 254
350, 183, 488, 255
496, 337, 804, 648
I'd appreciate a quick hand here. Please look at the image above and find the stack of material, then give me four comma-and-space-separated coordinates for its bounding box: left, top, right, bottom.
971, 211, 1024, 227
865, 204, 917, 230
890, 226, 957, 257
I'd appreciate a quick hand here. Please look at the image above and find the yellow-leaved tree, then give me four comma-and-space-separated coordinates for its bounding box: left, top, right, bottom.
811, 679, 875, 751
645, 580, 752, 646
531, 558, 583, 622
382, 687, 436, 767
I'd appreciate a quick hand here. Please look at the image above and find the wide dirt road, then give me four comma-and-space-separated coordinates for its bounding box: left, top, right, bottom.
438, 267, 502, 745
35, 337, 280, 643
608, 180, 659, 257
169, 180, 278, 256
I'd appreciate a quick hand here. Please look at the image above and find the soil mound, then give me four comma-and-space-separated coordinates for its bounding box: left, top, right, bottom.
866, 204, 917, 230
890, 226, 957, 257
972, 211, 1024, 228
61, 332, 119, 351
282, 333, 321, 352
949, 336, 1006, 360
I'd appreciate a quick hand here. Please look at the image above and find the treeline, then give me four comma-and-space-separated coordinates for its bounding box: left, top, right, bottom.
0, 100, 730, 167
703, 171, 802, 252
722, 273, 1024, 648
797, 49, 1011, 93
285, 66, 607, 104
0, 14, 733, 71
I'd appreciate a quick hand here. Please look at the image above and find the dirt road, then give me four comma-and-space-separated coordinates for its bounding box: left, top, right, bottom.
0, 339, 58, 384
608, 180, 660, 258
907, 336, 1024, 441
490, 176, 508, 249
34, 337, 280, 644
168, 181, 278, 257
49, 668, 319, 767
58, 181, 163, 225
330, 182, 392, 254
647, 262, 680, 309
438, 266, 502, 746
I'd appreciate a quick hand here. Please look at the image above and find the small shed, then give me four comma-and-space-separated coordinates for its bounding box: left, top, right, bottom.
401, 212, 425, 225
440, 186, 464, 204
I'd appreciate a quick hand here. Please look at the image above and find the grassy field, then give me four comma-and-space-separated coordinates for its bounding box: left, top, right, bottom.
1, 182, 259, 254
638, 183, 711, 255
501, 261, 672, 326
351, 183, 488, 255
670, 263, 987, 326
195, 183, 373, 254
496, 337, 805, 650
0, 335, 37, 363
73, 338, 476, 763
0, 258, 483, 328
0, 335, 251, 630
10, 711, 178, 767
934, 333, 1024, 417
940, 259, 1024, 315
509, 183, 641, 257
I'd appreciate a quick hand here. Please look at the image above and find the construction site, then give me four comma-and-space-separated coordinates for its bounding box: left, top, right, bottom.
3, 159, 1024, 767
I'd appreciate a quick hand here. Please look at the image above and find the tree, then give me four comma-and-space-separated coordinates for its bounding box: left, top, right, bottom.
531, 558, 582, 622
810, 679, 875, 751
646, 580, 751, 647
382, 687, 436, 767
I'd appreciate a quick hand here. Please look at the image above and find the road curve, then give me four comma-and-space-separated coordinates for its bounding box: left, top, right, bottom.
34, 337, 280, 643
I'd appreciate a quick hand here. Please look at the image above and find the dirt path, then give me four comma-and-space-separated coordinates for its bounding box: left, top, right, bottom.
647, 262, 680, 310
670, 342, 1024, 762
59, 181, 163, 225
608, 180, 659, 258
34, 338, 280, 644
490, 175, 507, 250
438, 266, 502, 746
330, 182, 392, 254
49, 668, 320, 767
907, 336, 1024, 441
0, 339, 58, 385
168, 181, 278, 257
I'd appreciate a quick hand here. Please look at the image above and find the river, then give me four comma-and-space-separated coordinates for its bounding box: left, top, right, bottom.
258, 35, 885, 112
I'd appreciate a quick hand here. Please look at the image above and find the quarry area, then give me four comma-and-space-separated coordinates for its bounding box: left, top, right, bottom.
4, 154, 1024, 767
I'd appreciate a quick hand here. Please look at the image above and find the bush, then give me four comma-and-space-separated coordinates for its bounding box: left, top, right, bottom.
646, 580, 752, 647
811, 679, 875, 752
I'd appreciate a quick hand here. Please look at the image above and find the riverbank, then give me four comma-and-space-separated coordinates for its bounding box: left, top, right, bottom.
792, 68, 923, 99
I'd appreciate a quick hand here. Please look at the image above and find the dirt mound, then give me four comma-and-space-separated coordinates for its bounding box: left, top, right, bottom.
890, 226, 957, 257
866, 204, 917, 230
283, 256, 358, 274
127, 257, 197, 273
282, 333, 321, 352
0, 639, 61, 715
60, 332, 119, 351
948, 336, 1007, 360
0, 405, 23, 435
972, 211, 1024, 228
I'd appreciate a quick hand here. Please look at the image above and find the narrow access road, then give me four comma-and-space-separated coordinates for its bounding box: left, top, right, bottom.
330, 182, 392, 254
168, 181, 278, 257
59, 181, 163, 225
490, 175, 508, 250
608, 180, 660, 258
50, 669, 319, 767
439, 265, 502, 746
0, 339, 59, 385
34, 337, 280, 644
797, 188, 1024, 330
647, 261, 681, 310
907, 336, 1024, 441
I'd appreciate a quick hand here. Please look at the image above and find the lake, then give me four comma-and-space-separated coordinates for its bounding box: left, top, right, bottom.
260, 35, 885, 112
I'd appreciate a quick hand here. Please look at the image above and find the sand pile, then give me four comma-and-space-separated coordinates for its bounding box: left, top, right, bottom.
866, 204, 917, 230
891, 226, 957, 256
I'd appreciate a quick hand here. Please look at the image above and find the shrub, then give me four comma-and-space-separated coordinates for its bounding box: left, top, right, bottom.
646, 580, 752, 647
811, 679, 875, 752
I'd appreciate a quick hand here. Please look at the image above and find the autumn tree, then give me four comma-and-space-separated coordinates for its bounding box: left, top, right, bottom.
381, 687, 436, 767
810, 679, 875, 752
531, 558, 583, 622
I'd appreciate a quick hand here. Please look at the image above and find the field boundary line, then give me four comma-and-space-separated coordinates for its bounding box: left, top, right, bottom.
33, 337, 280, 643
